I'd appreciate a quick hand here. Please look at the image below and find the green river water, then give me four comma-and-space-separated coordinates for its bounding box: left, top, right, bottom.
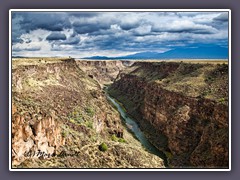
106, 93, 168, 167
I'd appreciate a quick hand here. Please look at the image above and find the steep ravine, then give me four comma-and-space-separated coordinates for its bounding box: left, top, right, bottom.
108, 61, 229, 168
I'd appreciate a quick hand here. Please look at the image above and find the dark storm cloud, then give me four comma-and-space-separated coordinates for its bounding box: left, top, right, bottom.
93, 37, 127, 50
72, 21, 111, 34
46, 32, 67, 41
12, 12, 71, 43
120, 21, 141, 30
159, 12, 182, 17
68, 12, 99, 17
213, 12, 228, 22
153, 28, 215, 34
211, 12, 228, 30
151, 24, 217, 34
17, 12, 71, 31
12, 37, 24, 44
70, 31, 78, 37
61, 36, 80, 45
11, 11, 229, 57
131, 28, 153, 36
12, 14, 25, 44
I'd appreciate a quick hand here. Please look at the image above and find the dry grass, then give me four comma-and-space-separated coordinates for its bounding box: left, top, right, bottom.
12, 57, 72, 69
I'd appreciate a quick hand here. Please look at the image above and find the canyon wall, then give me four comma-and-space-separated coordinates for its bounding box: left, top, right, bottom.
109, 61, 229, 168
76, 60, 126, 85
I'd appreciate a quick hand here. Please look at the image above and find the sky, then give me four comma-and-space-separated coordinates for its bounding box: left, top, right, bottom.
11, 11, 229, 58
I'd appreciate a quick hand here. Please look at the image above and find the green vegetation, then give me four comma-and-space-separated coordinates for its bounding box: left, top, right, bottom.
86, 121, 93, 129
68, 107, 95, 129
218, 97, 226, 103
61, 131, 68, 138
118, 138, 127, 143
85, 106, 95, 117
205, 76, 215, 83
99, 143, 108, 152
111, 134, 127, 143
68, 110, 84, 124
111, 134, 118, 141
69, 118, 75, 124
165, 151, 173, 160
201, 89, 212, 97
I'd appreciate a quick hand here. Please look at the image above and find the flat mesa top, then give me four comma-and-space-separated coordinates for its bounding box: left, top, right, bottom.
12, 57, 228, 67
12, 57, 73, 68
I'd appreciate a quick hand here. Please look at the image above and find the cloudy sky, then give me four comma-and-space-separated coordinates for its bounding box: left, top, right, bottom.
11, 11, 229, 58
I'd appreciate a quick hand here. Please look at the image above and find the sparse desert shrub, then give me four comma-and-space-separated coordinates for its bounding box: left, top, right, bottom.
165, 151, 173, 160
111, 134, 126, 143
85, 107, 95, 117
218, 98, 226, 103
90, 90, 99, 98
62, 131, 67, 138
69, 118, 75, 124
205, 76, 214, 83
68, 109, 84, 123
118, 138, 127, 143
201, 89, 212, 97
164, 79, 170, 84
99, 143, 108, 152
111, 134, 118, 141
86, 121, 93, 129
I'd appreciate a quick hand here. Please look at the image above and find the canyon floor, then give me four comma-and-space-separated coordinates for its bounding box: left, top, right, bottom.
11, 57, 229, 169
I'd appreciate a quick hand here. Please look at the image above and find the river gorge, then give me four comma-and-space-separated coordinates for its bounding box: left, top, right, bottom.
106, 90, 168, 166
11, 58, 229, 169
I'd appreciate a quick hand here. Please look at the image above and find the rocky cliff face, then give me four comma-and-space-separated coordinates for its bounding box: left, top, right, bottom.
108, 61, 229, 168
12, 107, 65, 166
76, 60, 126, 86
12, 58, 165, 168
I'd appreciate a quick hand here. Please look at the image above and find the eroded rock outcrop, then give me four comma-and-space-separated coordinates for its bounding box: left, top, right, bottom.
12, 105, 65, 166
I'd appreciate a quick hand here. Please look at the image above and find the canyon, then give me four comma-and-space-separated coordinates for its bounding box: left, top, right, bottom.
11, 57, 229, 169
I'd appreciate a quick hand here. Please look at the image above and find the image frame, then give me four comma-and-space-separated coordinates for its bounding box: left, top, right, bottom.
9, 8, 231, 172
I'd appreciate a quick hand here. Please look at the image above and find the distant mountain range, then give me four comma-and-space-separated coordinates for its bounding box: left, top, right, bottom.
84, 46, 228, 60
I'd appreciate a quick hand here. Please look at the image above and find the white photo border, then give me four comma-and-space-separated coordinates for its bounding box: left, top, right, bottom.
9, 9, 231, 171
